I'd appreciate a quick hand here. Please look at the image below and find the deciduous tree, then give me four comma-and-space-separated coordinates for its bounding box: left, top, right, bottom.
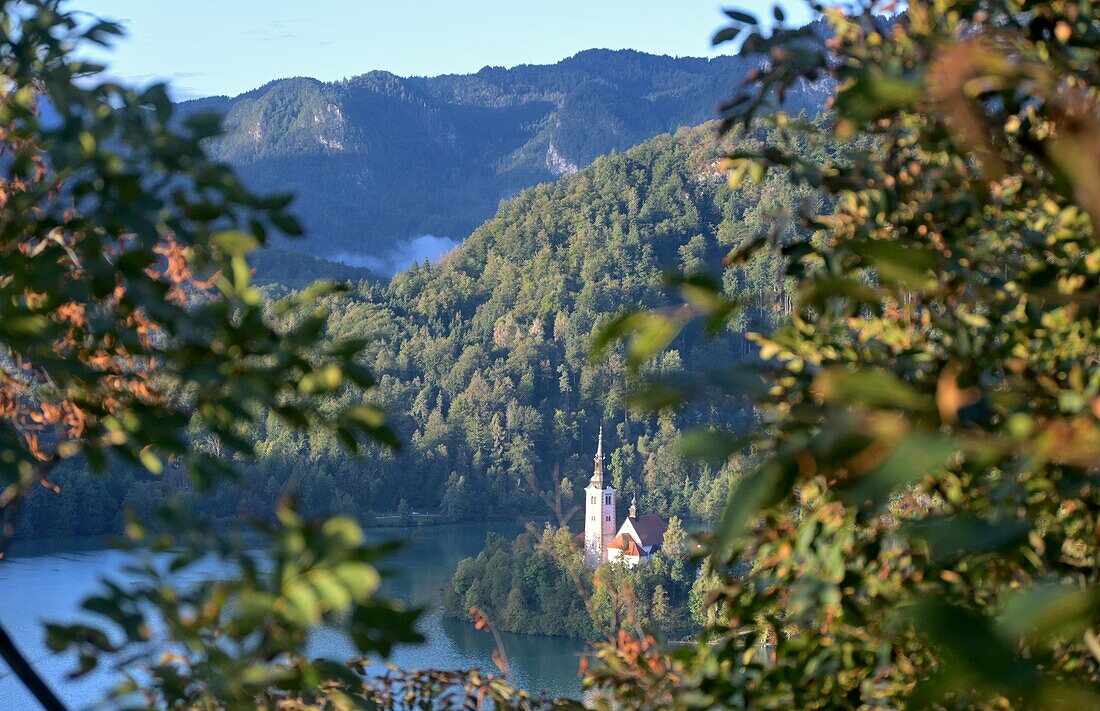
592, 1, 1100, 707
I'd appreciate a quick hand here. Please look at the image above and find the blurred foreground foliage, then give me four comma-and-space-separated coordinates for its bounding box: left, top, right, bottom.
589, 0, 1100, 708
5, 0, 1100, 708
0, 1, 431, 708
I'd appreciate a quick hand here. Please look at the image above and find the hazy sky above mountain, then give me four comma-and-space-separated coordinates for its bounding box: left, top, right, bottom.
73, 0, 808, 100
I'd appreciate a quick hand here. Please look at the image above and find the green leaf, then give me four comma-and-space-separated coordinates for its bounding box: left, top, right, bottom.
836, 72, 924, 125
858, 240, 938, 287
345, 404, 385, 429
211, 230, 259, 257
138, 446, 163, 475
299, 364, 343, 393
905, 515, 1030, 562
724, 234, 767, 266
902, 598, 1039, 700
626, 312, 683, 367
725, 159, 751, 190
274, 405, 310, 428
332, 562, 380, 598
328, 338, 371, 358
283, 581, 321, 625
182, 110, 223, 138
321, 516, 365, 548
308, 570, 352, 611
713, 27, 740, 46
813, 367, 929, 411
713, 458, 793, 561
0, 314, 51, 337
594, 311, 685, 367
236, 592, 276, 625
998, 584, 1100, 643
271, 212, 304, 237
723, 9, 758, 25
840, 432, 956, 508
678, 429, 752, 465
628, 377, 691, 411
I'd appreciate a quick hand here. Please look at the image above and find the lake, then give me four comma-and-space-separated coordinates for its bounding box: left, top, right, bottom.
0, 522, 588, 709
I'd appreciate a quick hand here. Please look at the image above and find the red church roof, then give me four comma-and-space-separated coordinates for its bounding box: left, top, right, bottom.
607, 533, 642, 557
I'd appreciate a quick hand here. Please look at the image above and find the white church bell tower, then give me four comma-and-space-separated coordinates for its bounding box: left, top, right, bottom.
584, 426, 616, 568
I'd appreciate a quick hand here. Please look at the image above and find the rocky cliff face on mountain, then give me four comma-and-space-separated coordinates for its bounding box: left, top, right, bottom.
178, 49, 828, 268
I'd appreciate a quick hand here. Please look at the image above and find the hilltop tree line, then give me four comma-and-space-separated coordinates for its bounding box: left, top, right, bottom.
180, 47, 827, 260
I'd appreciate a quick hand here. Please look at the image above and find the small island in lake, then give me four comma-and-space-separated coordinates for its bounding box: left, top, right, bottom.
443, 428, 708, 640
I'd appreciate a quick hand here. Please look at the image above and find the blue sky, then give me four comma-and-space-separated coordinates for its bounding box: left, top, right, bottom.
72, 0, 809, 100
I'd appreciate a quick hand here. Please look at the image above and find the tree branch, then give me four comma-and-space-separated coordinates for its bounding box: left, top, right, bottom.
0, 458, 68, 710
0, 622, 67, 711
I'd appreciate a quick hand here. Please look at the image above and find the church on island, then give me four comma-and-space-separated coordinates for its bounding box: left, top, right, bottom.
583, 427, 668, 569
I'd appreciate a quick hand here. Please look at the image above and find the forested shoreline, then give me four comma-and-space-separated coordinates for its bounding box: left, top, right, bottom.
443, 520, 703, 641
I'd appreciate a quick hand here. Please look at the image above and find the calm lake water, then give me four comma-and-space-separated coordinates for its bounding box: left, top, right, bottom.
0, 522, 587, 709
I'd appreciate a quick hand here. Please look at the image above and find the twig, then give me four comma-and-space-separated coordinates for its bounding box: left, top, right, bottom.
0, 623, 67, 711
469, 607, 512, 681
0, 459, 69, 709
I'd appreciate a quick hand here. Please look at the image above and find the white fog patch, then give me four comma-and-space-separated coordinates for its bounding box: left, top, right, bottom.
331, 235, 459, 276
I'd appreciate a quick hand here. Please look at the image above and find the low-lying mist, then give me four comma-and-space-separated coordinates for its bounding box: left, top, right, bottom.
330, 234, 459, 276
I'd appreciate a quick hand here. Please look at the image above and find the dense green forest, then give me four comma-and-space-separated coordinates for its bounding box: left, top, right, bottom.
443, 520, 702, 640
180, 48, 829, 262
15, 121, 829, 538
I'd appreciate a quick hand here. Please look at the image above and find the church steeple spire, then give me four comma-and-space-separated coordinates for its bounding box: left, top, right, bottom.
590, 425, 605, 486
584, 424, 616, 568
629, 492, 637, 519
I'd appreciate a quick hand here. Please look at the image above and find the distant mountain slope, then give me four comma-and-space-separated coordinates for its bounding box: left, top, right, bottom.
178, 49, 827, 266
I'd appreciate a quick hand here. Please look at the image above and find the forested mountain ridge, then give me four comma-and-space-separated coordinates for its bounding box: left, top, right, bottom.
179, 48, 829, 265
17, 120, 822, 537
225, 121, 821, 527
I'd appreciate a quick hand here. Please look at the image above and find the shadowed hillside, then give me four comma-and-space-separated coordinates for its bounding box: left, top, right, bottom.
180, 49, 829, 266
